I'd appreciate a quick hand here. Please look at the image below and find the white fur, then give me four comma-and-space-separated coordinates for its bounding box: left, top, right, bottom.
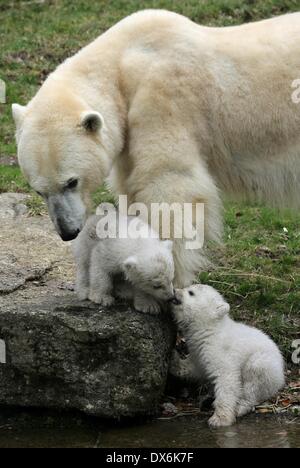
173, 285, 285, 427
12, 10, 300, 286
73, 213, 175, 313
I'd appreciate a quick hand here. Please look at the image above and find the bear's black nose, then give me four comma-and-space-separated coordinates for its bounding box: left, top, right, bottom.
60, 229, 80, 242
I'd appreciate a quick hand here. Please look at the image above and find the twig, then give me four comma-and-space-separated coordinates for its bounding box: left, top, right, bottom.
215, 270, 292, 285
7, 0, 46, 8
157, 409, 201, 420
205, 280, 247, 298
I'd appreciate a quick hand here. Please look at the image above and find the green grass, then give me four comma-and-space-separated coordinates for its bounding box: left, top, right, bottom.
0, 0, 299, 363
0, 166, 30, 193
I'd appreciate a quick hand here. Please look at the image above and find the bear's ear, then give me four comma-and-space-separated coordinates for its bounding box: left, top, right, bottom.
122, 256, 138, 275
215, 300, 230, 319
163, 240, 173, 252
81, 111, 104, 133
12, 103, 26, 129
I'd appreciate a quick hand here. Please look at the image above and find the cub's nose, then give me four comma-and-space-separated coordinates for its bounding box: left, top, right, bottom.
168, 289, 182, 305
167, 288, 176, 302
171, 296, 182, 306
173, 289, 183, 305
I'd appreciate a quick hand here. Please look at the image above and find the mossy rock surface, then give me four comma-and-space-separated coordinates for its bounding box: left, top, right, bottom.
0, 296, 175, 418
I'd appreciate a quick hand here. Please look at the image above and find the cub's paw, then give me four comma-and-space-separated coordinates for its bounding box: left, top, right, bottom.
100, 295, 115, 307
208, 412, 236, 428
76, 287, 89, 301
89, 292, 115, 307
134, 298, 161, 315
236, 404, 254, 418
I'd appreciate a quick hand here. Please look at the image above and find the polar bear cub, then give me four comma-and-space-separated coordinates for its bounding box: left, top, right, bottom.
73, 211, 175, 313
172, 284, 285, 427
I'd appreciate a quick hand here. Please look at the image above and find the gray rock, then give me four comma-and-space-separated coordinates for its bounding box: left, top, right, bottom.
0, 200, 74, 295
0, 253, 50, 294
0, 296, 175, 418
0, 193, 29, 219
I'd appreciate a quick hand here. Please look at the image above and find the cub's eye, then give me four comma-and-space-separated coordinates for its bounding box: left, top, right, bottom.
65, 178, 78, 190
189, 291, 195, 297
36, 191, 43, 197
153, 285, 162, 290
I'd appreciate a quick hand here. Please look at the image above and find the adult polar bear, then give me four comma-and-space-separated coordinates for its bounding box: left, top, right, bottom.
12, 10, 300, 287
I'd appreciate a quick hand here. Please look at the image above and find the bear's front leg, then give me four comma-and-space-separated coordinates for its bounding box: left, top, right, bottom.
208, 372, 241, 428
134, 291, 161, 315
76, 269, 90, 301
89, 259, 115, 307
116, 96, 223, 288
74, 248, 91, 301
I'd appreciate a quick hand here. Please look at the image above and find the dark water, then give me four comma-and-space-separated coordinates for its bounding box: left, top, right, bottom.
0, 408, 298, 448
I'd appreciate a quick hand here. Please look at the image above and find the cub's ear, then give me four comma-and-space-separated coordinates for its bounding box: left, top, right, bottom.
215, 300, 230, 319
12, 103, 26, 129
81, 111, 104, 133
163, 240, 173, 252
122, 256, 138, 275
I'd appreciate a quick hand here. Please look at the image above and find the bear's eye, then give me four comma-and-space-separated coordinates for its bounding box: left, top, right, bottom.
153, 285, 162, 290
189, 291, 195, 297
65, 178, 79, 190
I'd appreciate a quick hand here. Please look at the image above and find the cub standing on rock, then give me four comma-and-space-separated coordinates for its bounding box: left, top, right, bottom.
172, 284, 285, 428
73, 209, 176, 314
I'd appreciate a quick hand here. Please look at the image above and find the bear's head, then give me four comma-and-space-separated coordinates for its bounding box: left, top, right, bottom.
122, 241, 175, 302
12, 88, 117, 242
172, 284, 230, 327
